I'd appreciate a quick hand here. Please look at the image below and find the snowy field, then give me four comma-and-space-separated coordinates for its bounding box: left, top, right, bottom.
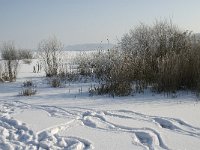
0, 58, 200, 150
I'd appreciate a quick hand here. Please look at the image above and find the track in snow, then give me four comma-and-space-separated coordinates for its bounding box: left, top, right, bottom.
1, 100, 200, 150
0, 115, 94, 150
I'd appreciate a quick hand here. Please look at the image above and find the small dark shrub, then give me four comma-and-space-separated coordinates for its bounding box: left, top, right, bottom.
23, 80, 34, 87
50, 78, 62, 88
20, 80, 37, 96
90, 82, 132, 97
88, 88, 96, 96
111, 82, 132, 96
66, 72, 79, 82
0, 78, 4, 83
23, 59, 32, 64
20, 88, 37, 96
1, 73, 10, 82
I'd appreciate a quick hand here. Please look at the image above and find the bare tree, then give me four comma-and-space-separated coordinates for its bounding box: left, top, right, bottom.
38, 36, 64, 77
1, 42, 19, 81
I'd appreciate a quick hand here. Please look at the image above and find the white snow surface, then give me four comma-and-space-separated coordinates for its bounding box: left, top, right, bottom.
0, 58, 200, 150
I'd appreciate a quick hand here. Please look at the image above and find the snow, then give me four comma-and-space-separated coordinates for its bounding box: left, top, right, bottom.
0, 56, 200, 150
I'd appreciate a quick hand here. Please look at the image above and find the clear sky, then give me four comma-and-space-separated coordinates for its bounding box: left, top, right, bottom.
0, 0, 200, 49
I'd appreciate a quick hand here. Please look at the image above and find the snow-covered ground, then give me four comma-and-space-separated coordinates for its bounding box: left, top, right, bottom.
0, 59, 200, 150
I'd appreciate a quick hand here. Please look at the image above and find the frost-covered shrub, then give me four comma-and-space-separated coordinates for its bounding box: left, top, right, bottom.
38, 36, 64, 77
20, 80, 37, 96
0, 42, 35, 81
74, 52, 93, 77
20, 88, 37, 96
120, 19, 200, 94
1, 42, 19, 82
86, 48, 133, 96
75, 20, 200, 96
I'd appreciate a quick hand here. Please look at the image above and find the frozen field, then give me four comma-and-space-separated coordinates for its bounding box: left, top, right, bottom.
0, 59, 200, 150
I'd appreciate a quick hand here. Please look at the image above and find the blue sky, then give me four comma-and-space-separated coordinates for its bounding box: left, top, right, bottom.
0, 0, 200, 49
